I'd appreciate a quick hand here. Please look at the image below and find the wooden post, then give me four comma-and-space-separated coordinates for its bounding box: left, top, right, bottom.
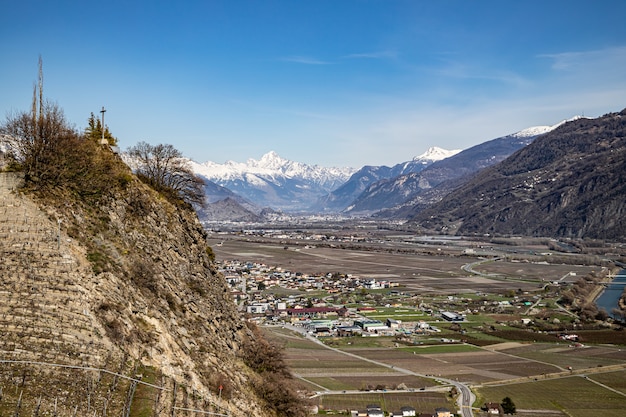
12, 390, 23, 417
171, 381, 177, 417
32, 395, 42, 417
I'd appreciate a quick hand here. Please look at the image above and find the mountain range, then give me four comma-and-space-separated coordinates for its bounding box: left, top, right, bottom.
409, 109, 626, 239
191, 124, 561, 220
311, 147, 461, 213
153, 108, 626, 240
193, 147, 461, 218
190, 151, 355, 212
358, 123, 564, 217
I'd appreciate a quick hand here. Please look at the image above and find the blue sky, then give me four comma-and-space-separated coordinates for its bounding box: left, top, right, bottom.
1, 1, 625, 167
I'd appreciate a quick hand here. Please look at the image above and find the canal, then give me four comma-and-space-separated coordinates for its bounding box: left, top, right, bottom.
596, 269, 626, 318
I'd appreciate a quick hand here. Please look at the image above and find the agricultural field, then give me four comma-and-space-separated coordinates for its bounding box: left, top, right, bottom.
474, 259, 595, 283
210, 232, 610, 294
268, 324, 626, 415
338, 346, 561, 383
223, 230, 626, 415
496, 342, 626, 370
475, 375, 626, 417
589, 370, 626, 395
316, 391, 453, 416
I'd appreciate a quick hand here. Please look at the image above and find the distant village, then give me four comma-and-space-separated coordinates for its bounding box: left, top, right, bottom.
217, 257, 578, 346
220, 259, 488, 340
217, 259, 586, 416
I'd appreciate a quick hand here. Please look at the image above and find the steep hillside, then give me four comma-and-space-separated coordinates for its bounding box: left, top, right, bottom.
312, 147, 459, 213
346, 125, 555, 216
312, 165, 394, 212
0, 163, 302, 416
197, 196, 263, 223
410, 109, 626, 240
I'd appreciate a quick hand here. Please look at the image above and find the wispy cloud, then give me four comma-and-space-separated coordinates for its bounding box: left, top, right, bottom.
279, 55, 331, 65
434, 59, 530, 88
538, 46, 626, 71
342, 50, 398, 60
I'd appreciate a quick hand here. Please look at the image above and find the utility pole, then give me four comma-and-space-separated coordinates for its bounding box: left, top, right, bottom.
100, 106, 107, 145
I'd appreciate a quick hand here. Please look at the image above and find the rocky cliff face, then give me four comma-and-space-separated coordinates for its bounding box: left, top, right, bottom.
0, 171, 280, 416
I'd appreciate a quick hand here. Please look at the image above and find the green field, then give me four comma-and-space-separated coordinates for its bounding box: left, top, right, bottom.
360, 306, 428, 322
305, 374, 434, 391
589, 370, 626, 394
315, 392, 454, 415
400, 344, 482, 354
475, 376, 626, 417
500, 343, 626, 370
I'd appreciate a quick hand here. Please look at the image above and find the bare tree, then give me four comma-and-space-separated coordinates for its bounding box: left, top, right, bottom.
1, 57, 79, 185
2, 58, 131, 200
127, 141, 205, 206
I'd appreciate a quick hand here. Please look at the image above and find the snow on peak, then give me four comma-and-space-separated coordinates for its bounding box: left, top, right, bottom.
255, 151, 289, 170
413, 146, 461, 162
511, 125, 554, 138
190, 151, 356, 188
512, 116, 585, 139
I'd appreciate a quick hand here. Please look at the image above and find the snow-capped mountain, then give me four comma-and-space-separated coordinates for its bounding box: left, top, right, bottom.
189, 151, 356, 211
191, 151, 354, 189
345, 123, 564, 216
509, 116, 581, 139
511, 125, 555, 138
415, 146, 462, 162
392, 146, 462, 177
310, 146, 461, 212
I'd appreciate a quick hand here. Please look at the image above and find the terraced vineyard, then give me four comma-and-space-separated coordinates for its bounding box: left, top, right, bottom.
0, 173, 231, 416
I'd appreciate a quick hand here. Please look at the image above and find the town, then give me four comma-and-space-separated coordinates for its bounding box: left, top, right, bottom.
220, 258, 558, 341
209, 231, 626, 416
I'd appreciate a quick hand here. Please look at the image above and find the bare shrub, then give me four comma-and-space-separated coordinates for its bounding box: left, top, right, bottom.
240, 322, 309, 417
129, 259, 158, 294
128, 141, 205, 207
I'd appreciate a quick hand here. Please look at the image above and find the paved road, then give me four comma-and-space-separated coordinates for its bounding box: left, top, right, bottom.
280, 324, 475, 416
462, 257, 501, 277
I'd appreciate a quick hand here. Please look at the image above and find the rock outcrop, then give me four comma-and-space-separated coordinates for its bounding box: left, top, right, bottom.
0, 171, 277, 416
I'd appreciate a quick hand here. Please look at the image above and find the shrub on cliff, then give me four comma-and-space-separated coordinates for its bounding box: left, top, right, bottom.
128, 141, 205, 208
241, 322, 309, 417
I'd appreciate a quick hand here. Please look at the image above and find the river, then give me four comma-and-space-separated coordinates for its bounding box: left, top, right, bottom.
596, 269, 626, 318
